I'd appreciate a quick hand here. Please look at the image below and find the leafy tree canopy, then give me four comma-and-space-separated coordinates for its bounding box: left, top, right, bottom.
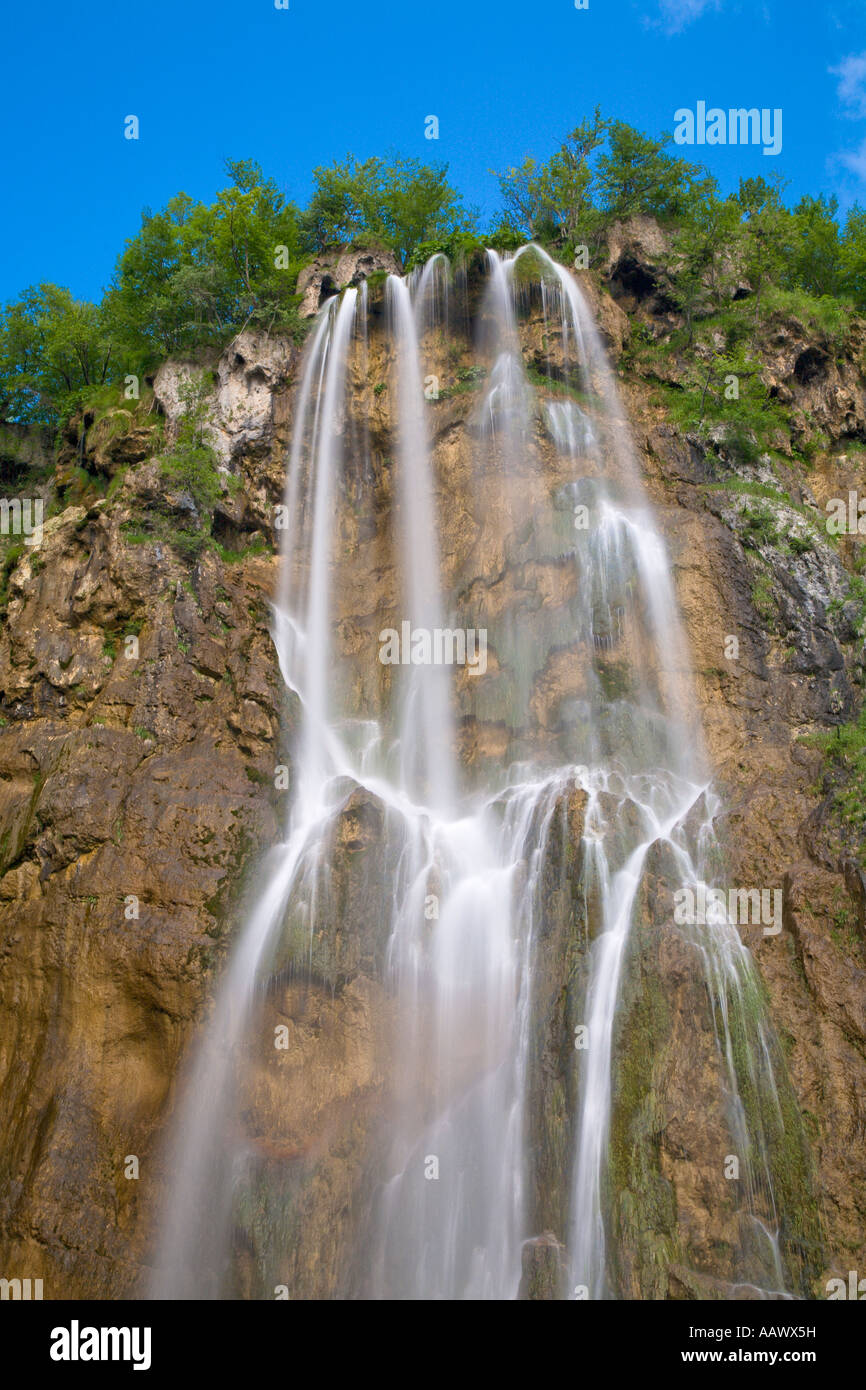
303, 153, 471, 266
0, 283, 114, 425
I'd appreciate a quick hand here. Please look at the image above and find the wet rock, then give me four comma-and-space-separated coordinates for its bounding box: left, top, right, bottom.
267, 787, 391, 993
519, 1232, 568, 1300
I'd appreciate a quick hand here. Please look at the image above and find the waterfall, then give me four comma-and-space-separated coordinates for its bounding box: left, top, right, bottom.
149, 246, 799, 1301
386, 275, 456, 812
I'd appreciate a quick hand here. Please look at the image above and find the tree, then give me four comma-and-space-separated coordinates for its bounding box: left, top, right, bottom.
380, 156, 471, 265
495, 109, 606, 244
597, 121, 701, 222
784, 195, 844, 300
0, 284, 114, 424
668, 182, 742, 339
841, 205, 866, 312
105, 161, 306, 365
735, 175, 789, 328
303, 153, 471, 266
159, 370, 222, 517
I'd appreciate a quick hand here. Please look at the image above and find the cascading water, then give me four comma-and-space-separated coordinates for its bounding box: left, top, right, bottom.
149, 245, 804, 1301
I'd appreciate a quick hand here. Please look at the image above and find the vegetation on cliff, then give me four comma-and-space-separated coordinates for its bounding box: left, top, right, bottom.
1, 114, 865, 443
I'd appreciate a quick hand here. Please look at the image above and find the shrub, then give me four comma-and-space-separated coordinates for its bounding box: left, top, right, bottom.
159, 372, 222, 518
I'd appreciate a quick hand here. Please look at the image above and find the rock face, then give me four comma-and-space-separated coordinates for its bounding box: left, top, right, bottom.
608, 220, 866, 1295
0, 512, 283, 1296
0, 347, 296, 1296
1, 232, 865, 1300
153, 330, 297, 469
297, 247, 402, 318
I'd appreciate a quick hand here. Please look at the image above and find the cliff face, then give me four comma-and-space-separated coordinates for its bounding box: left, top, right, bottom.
0, 229, 864, 1299
609, 221, 866, 1289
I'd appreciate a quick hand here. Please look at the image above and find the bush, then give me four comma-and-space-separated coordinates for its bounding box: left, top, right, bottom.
159, 372, 222, 518
741, 503, 781, 550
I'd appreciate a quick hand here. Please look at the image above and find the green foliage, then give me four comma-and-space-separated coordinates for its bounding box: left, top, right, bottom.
3, 112, 866, 453
494, 108, 607, 244
788, 533, 814, 556
0, 541, 24, 614
734, 176, 791, 327
435, 364, 488, 401
106, 159, 307, 366
597, 121, 702, 223
783, 195, 845, 299
751, 570, 777, 623
740, 502, 781, 550
665, 187, 742, 334
211, 536, 270, 564
842, 205, 866, 308
704, 479, 791, 505
159, 371, 222, 519
404, 227, 485, 272
0, 284, 115, 424
493, 112, 866, 340
485, 223, 524, 253
303, 153, 472, 267
655, 340, 788, 468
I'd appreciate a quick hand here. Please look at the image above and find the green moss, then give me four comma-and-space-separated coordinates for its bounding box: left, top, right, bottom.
211, 537, 271, 564
607, 958, 680, 1298
119, 523, 150, 546
203, 827, 257, 939
751, 570, 777, 624
526, 365, 599, 408
105, 468, 128, 501
714, 960, 824, 1294
595, 658, 631, 702
0, 541, 25, 613
436, 365, 488, 401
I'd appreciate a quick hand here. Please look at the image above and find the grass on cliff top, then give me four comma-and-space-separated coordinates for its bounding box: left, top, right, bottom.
761, 285, 854, 346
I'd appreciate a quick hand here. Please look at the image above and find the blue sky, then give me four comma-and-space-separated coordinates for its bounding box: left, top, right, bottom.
1, 0, 864, 305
